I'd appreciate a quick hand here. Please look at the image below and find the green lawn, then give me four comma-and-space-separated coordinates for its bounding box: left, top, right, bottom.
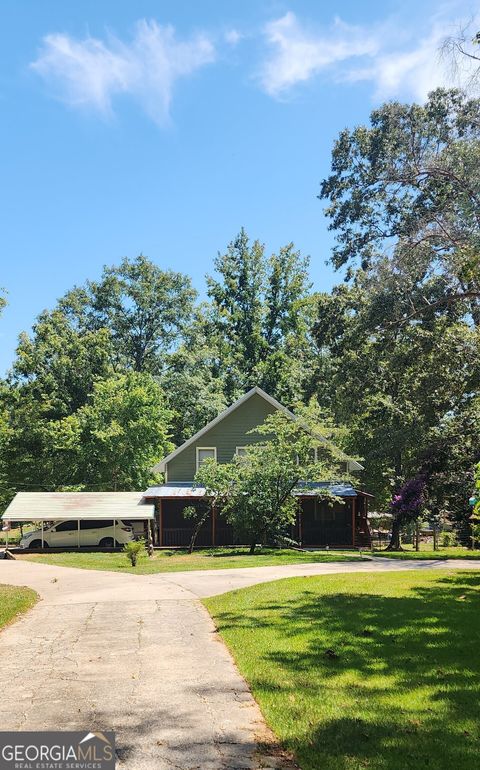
19, 547, 368, 573
0, 584, 38, 630
205, 570, 480, 770
373, 546, 480, 560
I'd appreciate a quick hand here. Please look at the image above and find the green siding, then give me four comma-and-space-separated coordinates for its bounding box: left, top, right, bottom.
167, 393, 277, 481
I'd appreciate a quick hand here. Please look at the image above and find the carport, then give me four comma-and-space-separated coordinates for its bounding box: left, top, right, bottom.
1, 492, 154, 549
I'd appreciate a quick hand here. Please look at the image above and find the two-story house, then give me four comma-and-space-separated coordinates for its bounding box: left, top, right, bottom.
144, 387, 372, 548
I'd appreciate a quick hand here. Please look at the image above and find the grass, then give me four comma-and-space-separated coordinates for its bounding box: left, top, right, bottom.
0, 584, 38, 630
373, 545, 480, 560
18, 547, 368, 574
205, 569, 480, 770
0, 524, 35, 545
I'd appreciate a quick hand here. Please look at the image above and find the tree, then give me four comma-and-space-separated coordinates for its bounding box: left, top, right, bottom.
11, 310, 115, 415
313, 269, 480, 509
320, 89, 480, 325
63, 372, 173, 490
184, 459, 236, 553
441, 21, 480, 95
206, 229, 315, 404
387, 476, 427, 550
160, 309, 227, 444
316, 90, 480, 519
60, 255, 197, 373
198, 407, 346, 553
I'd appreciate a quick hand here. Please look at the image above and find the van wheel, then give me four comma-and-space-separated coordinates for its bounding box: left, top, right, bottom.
99, 537, 115, 548
29, 540, 48, 549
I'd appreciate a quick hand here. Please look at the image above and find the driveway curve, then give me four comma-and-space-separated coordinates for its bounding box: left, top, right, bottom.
0, 557, 479, 769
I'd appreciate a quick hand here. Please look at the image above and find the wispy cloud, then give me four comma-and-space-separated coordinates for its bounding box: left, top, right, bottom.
259, 12, 380, 97
31, 19, 215, 124
259, 9, 480, 101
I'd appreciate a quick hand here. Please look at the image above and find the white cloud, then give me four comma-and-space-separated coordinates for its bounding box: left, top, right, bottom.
259, 10, 480, 101
31, 20, 215, 124
259, 12, 380, 96
349, 19, 480, 101
225, 29, 243, 46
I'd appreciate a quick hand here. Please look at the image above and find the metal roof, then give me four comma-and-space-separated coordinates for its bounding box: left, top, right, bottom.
144, 485, 207, 498
1, 492, 154, 521
293, 482, 359, 497
144, 481, 361, 499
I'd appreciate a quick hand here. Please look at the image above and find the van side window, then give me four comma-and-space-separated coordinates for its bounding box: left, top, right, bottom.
55, 521, 78, 532
79, 520, 113, 530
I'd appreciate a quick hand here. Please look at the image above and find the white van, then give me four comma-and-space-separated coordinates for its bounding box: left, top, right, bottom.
20, 519, 134, 549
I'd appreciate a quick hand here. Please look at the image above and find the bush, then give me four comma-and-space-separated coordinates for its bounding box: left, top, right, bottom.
123, 539, 146, 567
440, 531, 457, 547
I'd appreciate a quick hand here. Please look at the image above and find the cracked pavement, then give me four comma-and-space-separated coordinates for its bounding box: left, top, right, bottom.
0, 557, 479, 768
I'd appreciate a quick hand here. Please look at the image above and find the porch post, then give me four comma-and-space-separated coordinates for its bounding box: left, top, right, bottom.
212, 505, 216, 546
77, 519, 80, 549
41, 521, 44, 550
158, 498, 163, 547
298, 501, 303, 545
113, 519, 116, 548
352, 498, 356, 547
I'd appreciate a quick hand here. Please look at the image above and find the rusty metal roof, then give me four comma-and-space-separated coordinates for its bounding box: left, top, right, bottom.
144, 482, 362, 499
144, 485, 206, 498
2, 492, 154, 521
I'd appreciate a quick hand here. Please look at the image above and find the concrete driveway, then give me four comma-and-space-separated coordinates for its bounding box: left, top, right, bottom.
0, 557, 479, 769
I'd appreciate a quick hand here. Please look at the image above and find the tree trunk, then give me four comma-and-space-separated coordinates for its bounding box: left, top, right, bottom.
433, 527, 438, 551
415, 522, 420, 551
249, 541, 256, 555
188, 519, 205, 554
147, 520, 154, 557
386, 517, 403, 551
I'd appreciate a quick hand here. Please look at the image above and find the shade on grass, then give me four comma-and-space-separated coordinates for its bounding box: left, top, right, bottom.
19, 548, 367, 573
205, 570, 480, 770
0, 584, 38, 630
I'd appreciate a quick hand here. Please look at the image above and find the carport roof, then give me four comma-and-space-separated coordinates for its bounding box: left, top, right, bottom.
1, 492, 154, 521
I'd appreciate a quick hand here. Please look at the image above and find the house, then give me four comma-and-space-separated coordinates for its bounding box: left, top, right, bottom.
144, 387, 372, 548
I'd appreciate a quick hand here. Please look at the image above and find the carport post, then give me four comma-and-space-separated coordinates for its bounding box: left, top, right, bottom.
113, 519, 116, 548
77, 519, 80, 549
41, 521, 44, 550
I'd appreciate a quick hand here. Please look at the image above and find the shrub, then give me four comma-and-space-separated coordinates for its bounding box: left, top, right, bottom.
440, 531, 457, 547
123, 539, 146, 567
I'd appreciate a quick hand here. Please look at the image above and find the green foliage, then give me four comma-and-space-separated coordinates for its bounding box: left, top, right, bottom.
206, 229, 315, 404
321, 89, 480, 321
60, 255, 197, 373
123, 539, 146, 567
440, 531, 457, 548
316, 90, 480, 532
196, 407, 345, 552
59, 372, 173, 490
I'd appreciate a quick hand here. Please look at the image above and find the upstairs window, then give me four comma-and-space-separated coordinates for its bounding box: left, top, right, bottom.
196, 447, 217, 471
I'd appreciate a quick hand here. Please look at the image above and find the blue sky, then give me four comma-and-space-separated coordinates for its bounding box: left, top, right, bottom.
0, 0, 477, 373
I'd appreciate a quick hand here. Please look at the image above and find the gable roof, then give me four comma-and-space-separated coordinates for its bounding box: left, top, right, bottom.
152, 386, 363, 473
152, 387, 288, 473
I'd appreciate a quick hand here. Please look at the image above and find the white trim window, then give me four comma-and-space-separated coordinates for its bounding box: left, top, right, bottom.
235, 446, 248, 457
196, 447, 217, 471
